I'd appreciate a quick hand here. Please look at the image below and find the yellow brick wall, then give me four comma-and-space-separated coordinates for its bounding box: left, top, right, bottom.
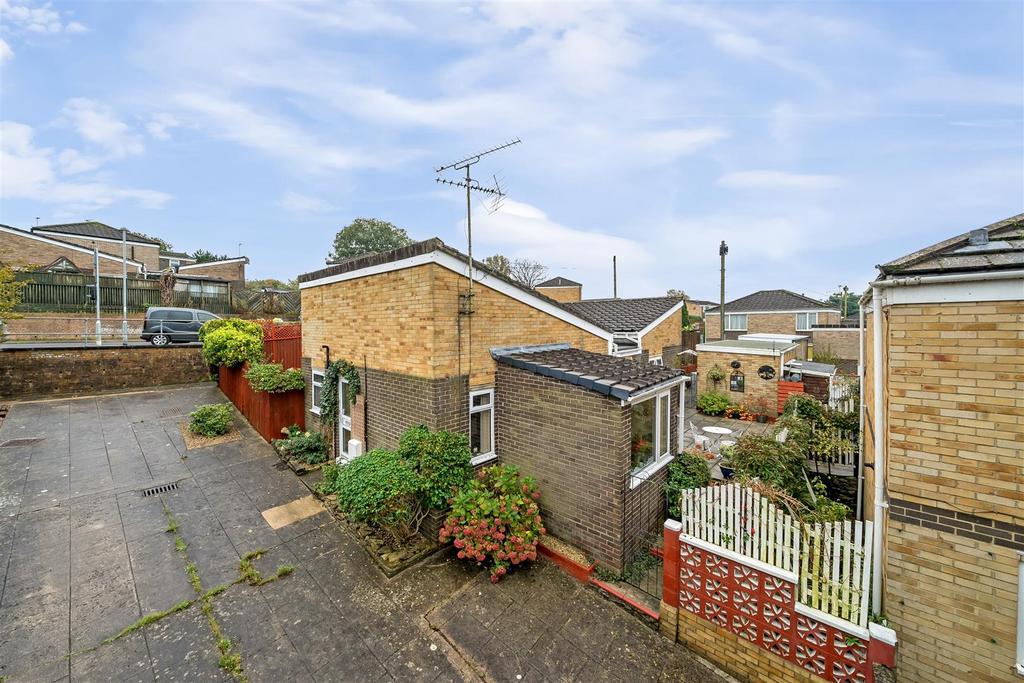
704, 311, 839, 340
696, 349, 784, 414
35, 233, 161, 271
181, 260, 246, 283
301, 262, 608, 387
534, 285, 581, 303
640, 308, 682, 360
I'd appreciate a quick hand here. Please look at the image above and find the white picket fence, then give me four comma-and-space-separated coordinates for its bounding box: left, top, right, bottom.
829, 377, 858, 413
679, 483, 873, 628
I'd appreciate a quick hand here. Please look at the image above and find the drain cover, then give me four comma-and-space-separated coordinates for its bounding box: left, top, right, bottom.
140, 482, 179, 497
0, 437, 45, 448
159, 407, 187, 418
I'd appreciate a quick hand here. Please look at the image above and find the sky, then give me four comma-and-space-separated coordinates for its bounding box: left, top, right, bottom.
1, 1, 1021, 301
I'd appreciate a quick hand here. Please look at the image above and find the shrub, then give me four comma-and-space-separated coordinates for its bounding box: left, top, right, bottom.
273, 426, 329, 464
397, 425, 472, 510
782, 393, 825, 424
440, 465, 545, 582
773, 413, 814, 456
697, 392, 731, 416
665, 450, 712, 519
328, 449, 420, 544
728, 435, 809, 504
202, 325, 263, 368
245, 362, 304, 393
198, 318, 263, 343
706, 364, 726, 385
189, 403, 233, 437
806, 478, 850, 522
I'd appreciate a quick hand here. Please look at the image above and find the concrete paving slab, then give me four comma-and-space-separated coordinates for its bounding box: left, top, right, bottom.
261, 495, 325, 530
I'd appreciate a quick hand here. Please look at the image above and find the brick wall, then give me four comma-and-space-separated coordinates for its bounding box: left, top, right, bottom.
705, 311, 840, 341
33, 233, 161, 271
640, 308, 682, 362
864, 299, 1024, 683
0, 346, 210, 399
181, 260, 246, 284
697, 349, 783, 414
3, 313, 146, 342
534, 285, 581, 303
0, 230, 142, 275
494, 363, 630, 570
810, 327, 859, 361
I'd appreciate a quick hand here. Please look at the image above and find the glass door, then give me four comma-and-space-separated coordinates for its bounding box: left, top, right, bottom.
338, 379, 352, 461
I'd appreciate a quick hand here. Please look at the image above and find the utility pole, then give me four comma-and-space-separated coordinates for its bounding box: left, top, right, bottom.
94, 248, 102, 346
121, 229, 129, 344
612, 255, 617, 298
841, 285, 849, 318
719, 241, 728, 341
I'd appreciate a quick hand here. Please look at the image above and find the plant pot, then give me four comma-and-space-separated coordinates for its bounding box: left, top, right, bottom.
720, 465, 735, 480
756, 415, 769, 423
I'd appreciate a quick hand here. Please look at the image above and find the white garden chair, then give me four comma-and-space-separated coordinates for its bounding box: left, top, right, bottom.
690, 421, 711, 450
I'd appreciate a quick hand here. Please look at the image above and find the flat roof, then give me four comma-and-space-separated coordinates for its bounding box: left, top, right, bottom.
696, 339, 799, 356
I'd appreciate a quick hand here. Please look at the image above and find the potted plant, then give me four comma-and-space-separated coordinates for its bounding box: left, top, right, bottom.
706, 364, 726, 388
751, 397, 774, 423
718, 444, 736, 479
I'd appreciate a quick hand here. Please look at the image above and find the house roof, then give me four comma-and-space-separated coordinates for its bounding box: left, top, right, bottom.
32, 221, 161, 245
561, 296, 683, 333
536, 276, 582, 288
877, 213, 1024, 278
492, 345, 685, 400
687, 298, 717, 306
0, 224, 145, 271
178, 256, 249, 270
297, 238, 615, 337
160, 250, 196, 260
784, 359, 837, 377
695, 339, 799, 356
704, 289, 832, 314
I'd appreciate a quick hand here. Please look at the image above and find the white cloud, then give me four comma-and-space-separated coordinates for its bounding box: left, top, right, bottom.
0, 38, 12, 62
146, 113, 179, 140
279, 191, 335, 213
0, 0, 87, 34
718, 170, 844, 190
62, 98, 144, 158
0, 120, 170, 210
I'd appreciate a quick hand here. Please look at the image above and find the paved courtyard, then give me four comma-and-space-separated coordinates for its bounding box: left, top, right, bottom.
0, 384, 725, 682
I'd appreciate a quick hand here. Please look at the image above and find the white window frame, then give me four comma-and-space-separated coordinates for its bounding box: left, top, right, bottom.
310, 369, 324, 415
649, 356, 664, 366
469, 388, 496, 465
795, 311, 818, 331
724, 313, 747, 332
629, 390, 674, 488
338, 378, 352, 461
1017, 551, 1024, 675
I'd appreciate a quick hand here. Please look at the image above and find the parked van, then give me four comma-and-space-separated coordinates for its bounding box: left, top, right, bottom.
141, 307, 220, 346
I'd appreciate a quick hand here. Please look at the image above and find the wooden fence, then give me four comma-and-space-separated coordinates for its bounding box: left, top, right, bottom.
261, 322, 301, 369
217, 364, 304, 443
14, 271, 232, 314
678, 483, 873, 627
776, 380, 804, 414
232, 289, 300, 318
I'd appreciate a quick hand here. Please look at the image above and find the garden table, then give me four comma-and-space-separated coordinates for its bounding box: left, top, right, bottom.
701, 425, 733, 452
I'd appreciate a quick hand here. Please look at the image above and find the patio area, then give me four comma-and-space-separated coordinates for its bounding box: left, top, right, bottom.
682, 412, 773, 453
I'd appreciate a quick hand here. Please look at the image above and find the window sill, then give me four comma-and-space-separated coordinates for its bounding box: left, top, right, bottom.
471, 452, 497, 466
629, 455, 674, 489
310, 407, 321, 416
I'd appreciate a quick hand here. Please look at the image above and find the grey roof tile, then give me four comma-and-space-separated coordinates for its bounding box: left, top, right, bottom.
878, 214, 1024, 277
561, 297, 682, 332
33, 221, 161, 245
704, 289, 831, 314
536, 276, 582, 287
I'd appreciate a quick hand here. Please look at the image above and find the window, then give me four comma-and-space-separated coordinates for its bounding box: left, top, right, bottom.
165, 310, 192, 321
796, 312, 818, 331
311, 370, 324, 414
169, 259, 180, 268
724, 314, 747, 331
631, 391, 672, 477
197, 312, 218, 322
469, 389, 495, 463
1018, 553, 1024, 675
650, 356, 664, 366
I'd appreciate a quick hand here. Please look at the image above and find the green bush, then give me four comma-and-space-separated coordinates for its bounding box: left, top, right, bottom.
327, 449, 420, 544
397, 425, 472, 510
728, 434, 809, 504
189, 403, 233, 437
665, 450, 712, 519
440, 465, 544, 582
198, 318, 263, 343
706, 364, 726, 384
782, 393, 825, 424
202, 326, 263, 368
806, 478, 850, 522
773, 413, 814, 455
245, 362, 304, 393
273, 426, 329, 464
697, 392, 731, 416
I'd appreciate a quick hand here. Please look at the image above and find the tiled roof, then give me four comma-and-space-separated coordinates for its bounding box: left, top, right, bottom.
877, 213, 1024, 278
493, 345, 685, 400
160, 250, 195, 260
32, 221, 161, 245
704, 290, 831, 314
536, 276, 582, 288
561, 296, 682, 332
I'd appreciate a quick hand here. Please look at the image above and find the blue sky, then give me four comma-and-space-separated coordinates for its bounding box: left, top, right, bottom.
1, 1, 1021, 300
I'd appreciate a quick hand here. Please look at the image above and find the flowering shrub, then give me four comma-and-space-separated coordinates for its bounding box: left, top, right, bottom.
440, 465, 545, 582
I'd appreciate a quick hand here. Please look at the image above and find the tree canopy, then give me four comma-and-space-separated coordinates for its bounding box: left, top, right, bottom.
192, 249, 230, 263
328, 218, 412, 263
483, 254, 548, 288
827, 287, 859, 317
666, 288, 688, 299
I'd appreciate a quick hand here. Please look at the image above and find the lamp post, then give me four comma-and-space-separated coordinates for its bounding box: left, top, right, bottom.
719, 241, 728, 341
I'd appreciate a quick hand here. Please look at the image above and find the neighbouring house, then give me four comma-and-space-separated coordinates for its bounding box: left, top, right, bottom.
31, 221, 162, 272
695, 337, 806, 413
534, 275, 583, 303
298, 238, 690, 570
704, 289, 840, 341
159, 250, 197, 271
1, 224, 146, 276
685, 298, 716, 319
561, 296, 686, 363
178, 257, 248, 286
862, 214, 1023, 683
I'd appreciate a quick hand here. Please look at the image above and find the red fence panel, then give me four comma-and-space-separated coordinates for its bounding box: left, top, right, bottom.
777, 380, 805, 415
218, 364, 305, 443
260, 322, 301, 369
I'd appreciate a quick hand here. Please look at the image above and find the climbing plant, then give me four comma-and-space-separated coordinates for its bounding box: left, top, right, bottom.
319, 358, 361, 427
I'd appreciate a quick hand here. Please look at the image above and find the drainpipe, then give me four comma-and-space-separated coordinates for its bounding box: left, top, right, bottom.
855, 296, 866, 521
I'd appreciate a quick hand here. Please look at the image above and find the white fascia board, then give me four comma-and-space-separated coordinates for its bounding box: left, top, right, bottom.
536, 284, 580, 289
178, 257, 248, 269
625, 375, 687, 403
695, 343, 796, 357
706, 308, 841, 315
638, 299, 687, 338
1, 225, 145, 271
880, 277, 1023, 306
299, 250, 614, 341
33, 229, 158, 248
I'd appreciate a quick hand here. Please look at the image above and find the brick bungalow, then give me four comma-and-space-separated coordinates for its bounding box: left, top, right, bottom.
862, 213, 1023, 682
31, 221, 163, 272
695, 337, 805, 413
561, 296, 687, 364
535, 275, 583, 303
1, 223, 146, 276
297, 238, 689, 569
704, 290, 840, 341
178, 256, 248, 286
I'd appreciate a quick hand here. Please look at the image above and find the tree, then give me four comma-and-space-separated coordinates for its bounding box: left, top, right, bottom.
666, 288, 688, 299
508, 258, 548, 288
246, 278, 297, 291
328, 218, 412, 263
192, 249, 230, 263
826, 286, 859, 318
135, 232, 174, 252
482, 254, 511, 277
0, 265, 27, 332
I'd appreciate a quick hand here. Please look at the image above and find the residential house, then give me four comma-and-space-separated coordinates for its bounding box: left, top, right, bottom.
31, 221, 162, 272
703, 289, 840, 340
159, 250, 197, 271
535, 276, 583, 302
561, 296, 686, 364
694, 337, 804, 413
862, 214, 1023, 683
298, 238, 688, 570
178, 257, 248, 286
685, 298, 716, 319
1, 224, 145, 276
